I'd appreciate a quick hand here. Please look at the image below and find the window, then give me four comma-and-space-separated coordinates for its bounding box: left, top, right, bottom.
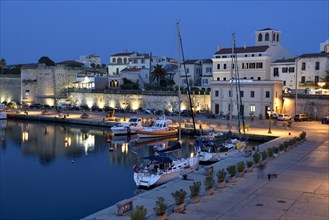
301, 62, 306, 70
223, 64, 227, 69
206, 67, 212, 73
215, 91, 219, 97
282, 67, 288, 73
240, 91, 244, 97
202, 79, 208, 85
217, 77, 220, 81
229, 91, 232, 97
257, 77, 261, 80
250, 104, 255, 113
273, 68, 279, 76
259, 54, 262, 57
116, 68, 119, 75
258, 33, 263, 41
265, 33, 269, 41
315, 62, 320, 70
25, 90, 30, 96
186, 68, 189, 73
289, 67, 295, 73
250, 91, 255, 98
217, 64, 220, 69
301, 76, 305, 83
112, 58, 116, 63
215, 104, 219, 114
283, 81, 286, 86
265, 91, 270, 98
223, 77, 226, 81
242, 63, 248, 69
256, 62, 263, 68
315, 76, 319, 83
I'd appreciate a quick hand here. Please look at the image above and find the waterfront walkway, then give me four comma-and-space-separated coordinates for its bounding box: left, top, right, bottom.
7, 110, 329, 220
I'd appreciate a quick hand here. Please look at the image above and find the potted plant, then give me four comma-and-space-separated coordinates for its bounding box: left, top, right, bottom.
130, 205, 147, 220
267, 147, 274, 159
261, 151, 268, 161
172, 189, 187, 213
226, 165, 237, 183
204, 174, 215, 195
216, 169, 227, 188
189, 181, 201, 203
246, 160, 253, 172
253, 152, 261, 167
237, 161, 245, 177
153, 196, 168, 220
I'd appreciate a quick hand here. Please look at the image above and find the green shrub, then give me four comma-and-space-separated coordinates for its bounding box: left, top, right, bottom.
216, 169, 227, 183
253, 152, 261, 164
172, 189, 187, 205
189, 181, 201, 197
237, 161, 245, 172
226, 165, 237, 177
153, 196, 167, 216
267, 147, 273, 157
246, 160, 253, 168
261, 151, 268, 160
131, 205, 147, 220
204, 174, 215, 190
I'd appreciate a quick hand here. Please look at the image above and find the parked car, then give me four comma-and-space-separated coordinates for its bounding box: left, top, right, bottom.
277, 114, 292, 121
294, 114, 310, 122
321, 116, 329, 124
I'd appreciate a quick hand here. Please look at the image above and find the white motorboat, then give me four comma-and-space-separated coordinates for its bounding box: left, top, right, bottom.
133, 154, 199, 188
111, 117, 144, 135
0, 104, 7, 120
136, 116, 177, 139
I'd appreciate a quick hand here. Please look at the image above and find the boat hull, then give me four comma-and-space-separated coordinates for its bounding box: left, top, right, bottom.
137, 129, 178, 139
134, 157, 199, 187
111, 127, 144, 135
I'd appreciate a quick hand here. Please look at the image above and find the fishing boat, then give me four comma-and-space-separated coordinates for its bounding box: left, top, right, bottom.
111, 117, 144, 135
136, 116, 177, 139
0, 104, 7, 120
133, 154, 199, 188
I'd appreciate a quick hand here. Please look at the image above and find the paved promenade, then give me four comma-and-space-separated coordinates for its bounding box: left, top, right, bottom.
7, 110, 328, 220
79, 114, 328, 220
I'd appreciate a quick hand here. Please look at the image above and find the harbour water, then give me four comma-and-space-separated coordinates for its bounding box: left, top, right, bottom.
0, 119, 198, 220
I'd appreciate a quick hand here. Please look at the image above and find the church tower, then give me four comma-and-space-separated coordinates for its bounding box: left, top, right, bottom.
255, 28, 281, 46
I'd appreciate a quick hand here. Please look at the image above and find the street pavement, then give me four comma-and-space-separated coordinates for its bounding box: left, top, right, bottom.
76, 111, 328, 220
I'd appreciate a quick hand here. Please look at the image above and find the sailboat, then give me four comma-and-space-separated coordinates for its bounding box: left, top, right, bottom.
133, 22, 199, 188
196, 33, 248, 163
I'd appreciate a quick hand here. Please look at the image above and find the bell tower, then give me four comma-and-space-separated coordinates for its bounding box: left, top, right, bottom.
255, 28, 281, 46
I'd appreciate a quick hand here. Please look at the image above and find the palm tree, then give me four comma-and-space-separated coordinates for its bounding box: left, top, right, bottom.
0, 58, 6, 74
151, 64, 167, 87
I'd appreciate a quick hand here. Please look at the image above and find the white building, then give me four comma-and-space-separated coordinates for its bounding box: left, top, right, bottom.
211, 80, 283, 118
296, 52, 329, 90
270, 58, 295, 91
79, 54, 101, 68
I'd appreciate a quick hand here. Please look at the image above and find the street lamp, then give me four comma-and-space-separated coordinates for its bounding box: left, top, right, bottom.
268, 107, 272, 134
318, 81, 326, 94
122, 102, 128, 121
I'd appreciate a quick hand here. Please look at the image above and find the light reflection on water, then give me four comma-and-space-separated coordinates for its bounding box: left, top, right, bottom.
0, 119, 198, 220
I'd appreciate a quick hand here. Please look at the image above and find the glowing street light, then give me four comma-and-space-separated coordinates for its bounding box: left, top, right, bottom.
318, 81, 326, 94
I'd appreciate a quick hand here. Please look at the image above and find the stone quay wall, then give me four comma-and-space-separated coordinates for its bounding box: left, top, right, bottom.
0, 75, 21, 103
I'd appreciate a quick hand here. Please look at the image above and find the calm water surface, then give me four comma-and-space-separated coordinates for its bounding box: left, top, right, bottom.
0, 119, 197, 220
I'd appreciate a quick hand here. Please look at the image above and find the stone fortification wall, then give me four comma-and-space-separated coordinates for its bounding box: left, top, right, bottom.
282, 95, 329, 119
0, 75, 21, 103
70, 91, 211, 113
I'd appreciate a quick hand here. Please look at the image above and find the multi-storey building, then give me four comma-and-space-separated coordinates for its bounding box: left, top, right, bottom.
270, 58, 295, 92
210, 28, 293, 117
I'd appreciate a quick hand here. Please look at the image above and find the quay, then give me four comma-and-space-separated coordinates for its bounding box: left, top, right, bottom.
6, 110, 329, 220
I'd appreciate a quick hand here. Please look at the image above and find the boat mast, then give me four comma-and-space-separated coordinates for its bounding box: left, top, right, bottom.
178, 23, 197, 136
176, 21, 182, 141
229, 34, 234, 132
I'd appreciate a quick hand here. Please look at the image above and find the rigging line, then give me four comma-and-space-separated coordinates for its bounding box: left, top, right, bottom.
176, 21, 182, 141
178, 25, 197, 137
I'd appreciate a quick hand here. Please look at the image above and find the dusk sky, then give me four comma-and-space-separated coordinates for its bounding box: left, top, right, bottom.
1, 0, 328, 65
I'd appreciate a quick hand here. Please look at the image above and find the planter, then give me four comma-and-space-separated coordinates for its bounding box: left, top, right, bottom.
174, 203, 185, 213
239, 171, 245, 177
247, 167, 253, 172
190, 195, 201, 204
218, 181, 226, 188
155, 213, 168, 220
231, 176, 237, 183
205, 187, 215, 196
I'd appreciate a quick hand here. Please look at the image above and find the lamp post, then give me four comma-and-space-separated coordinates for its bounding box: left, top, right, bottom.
122, 102, 128, 121
268, 106, 272, 134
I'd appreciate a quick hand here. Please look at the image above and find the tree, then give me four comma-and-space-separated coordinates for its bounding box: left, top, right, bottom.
151, 64, 167, 87
38, 56, 55, 66
90, 63, 96, 68
101, 63, 107, 68
0, 58, 6, 74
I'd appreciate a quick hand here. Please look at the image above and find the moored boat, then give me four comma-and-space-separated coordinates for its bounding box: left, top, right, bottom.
111, 117, 144, 135
133, 154, 199, 188
136, 116, 177, 139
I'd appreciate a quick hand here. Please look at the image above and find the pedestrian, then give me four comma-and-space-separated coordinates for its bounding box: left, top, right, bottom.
257, 162, 266, 179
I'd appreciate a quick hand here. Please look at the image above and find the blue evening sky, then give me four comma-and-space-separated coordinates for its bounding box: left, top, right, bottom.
1, 0, 328, 65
